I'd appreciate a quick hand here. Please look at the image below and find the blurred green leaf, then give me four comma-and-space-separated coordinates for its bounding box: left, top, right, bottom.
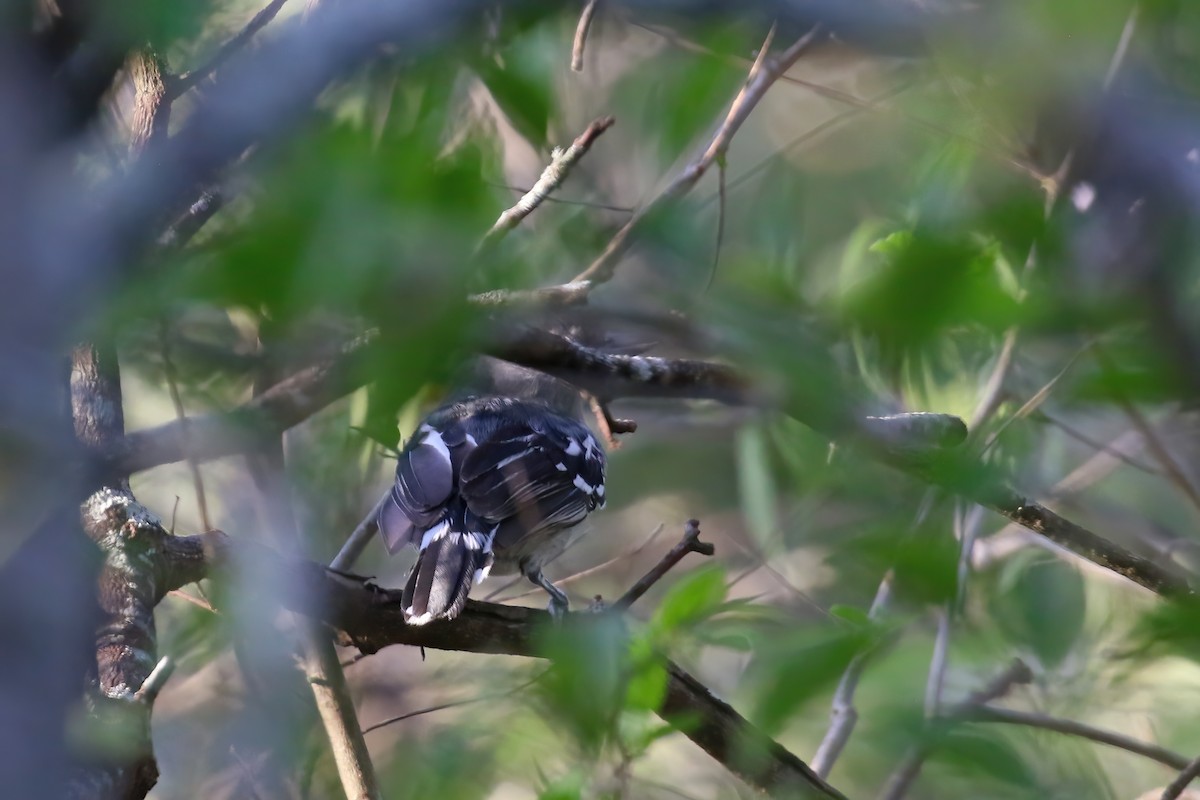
536, 614, 629, 752
992, 550, 1086, 669
748, 622, 879, 733
736, 421, 780, 553
651, 564, 728, 633
472, 52, 552, 150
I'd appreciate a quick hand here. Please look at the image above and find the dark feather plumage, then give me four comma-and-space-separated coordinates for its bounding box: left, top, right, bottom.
378, 396, 606, 624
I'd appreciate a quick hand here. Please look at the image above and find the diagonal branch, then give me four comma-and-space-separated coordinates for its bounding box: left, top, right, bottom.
491, 328, 1192, 598
965, 706, 1190, 771
168, 0, 292, 100
572, 24, 824, 285
481, 116, 615, 246
106, 333, 379, 474
156, 529, 845, 799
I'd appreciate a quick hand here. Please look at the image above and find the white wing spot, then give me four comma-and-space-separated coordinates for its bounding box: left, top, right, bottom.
555, 462, 568, 472
563, 438, 583, 456
573, 475, 594, 494
494, 449, 537, 470
419, 520, 450, 551
596, 484, 605, 497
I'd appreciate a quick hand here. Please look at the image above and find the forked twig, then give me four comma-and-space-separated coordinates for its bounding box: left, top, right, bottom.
611, 519, 714, 612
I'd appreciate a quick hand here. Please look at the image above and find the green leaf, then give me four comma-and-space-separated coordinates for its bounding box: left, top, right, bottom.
829, 604, 873, 627
736, 421, 779, 553
651, 564, 728, 633
624, 657, 669, 713
472, 40, 554, 150
749, 624, 877, 733
992, 550, 1087, 669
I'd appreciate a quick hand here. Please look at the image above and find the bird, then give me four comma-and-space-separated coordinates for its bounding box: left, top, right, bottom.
378, 393, 606, 625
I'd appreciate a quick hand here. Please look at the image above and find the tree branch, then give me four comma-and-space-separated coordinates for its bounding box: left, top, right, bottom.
964, 706, 1190, 771
168, 0, 292, 100
481, 116, 615, 246
572, 24, 823, 285
571, 0, 601, 71
491, 328, 1192, 598
157, 529, 845, 798
106, 333, 379, 474
611, 519, 714, 611
107, 321, 1191, 599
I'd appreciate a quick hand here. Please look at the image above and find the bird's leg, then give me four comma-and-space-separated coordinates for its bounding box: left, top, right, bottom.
524, 566, 569, 620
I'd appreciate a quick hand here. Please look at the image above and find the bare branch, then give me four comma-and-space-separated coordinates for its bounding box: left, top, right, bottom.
879, 660, 1033, 800
159, 319, 213, 532
107, 333, 379, 474
481, 116, 615, 246
157, 188, 226, 250
572, 25, 824, 285
571, 0, 601, 71
810, 572, 893, 778
330, 493, 389, 572
611, 519, 715, 612
133, 657, 176, 704
245, 371, 380, 800
965, 706, 1190, 771
468, 280, 593, 308
169, 0, 292, 100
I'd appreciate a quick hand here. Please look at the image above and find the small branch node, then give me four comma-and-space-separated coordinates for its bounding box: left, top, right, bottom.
612, 519, 715, 611
133, 656, 175, 704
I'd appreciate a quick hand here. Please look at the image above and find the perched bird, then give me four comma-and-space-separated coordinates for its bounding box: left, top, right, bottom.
379, 394, 606, 624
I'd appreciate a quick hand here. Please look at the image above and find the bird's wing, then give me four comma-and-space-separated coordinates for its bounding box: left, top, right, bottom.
458, 422, 605, 546
378, 423, 460, 554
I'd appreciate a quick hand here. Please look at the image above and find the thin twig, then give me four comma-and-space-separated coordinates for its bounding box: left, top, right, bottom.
572, 25, 823, 285
964, 706, 1190, 771
481, 116, 615, 245
980, 341, 1094, 455
167, 588, 218, 613
493, 523, 667, 603
571, 0, 601, 72
588, 394, 637, 449
133, 657, 175, 704
363, 670, 547, 734
810, 572, 893, 778
1036, 411, 1162, 476
485, 182, 634, 212
704, 82, 917, 211
160, 318, 213, 532
331, 493, 389, 573
468, 281, 593, 308
611, 519, 714, 612
169, 0, 291, 100
879, 660, 1033, 800
634, 21, 1044, 183
704, 154, 727, 292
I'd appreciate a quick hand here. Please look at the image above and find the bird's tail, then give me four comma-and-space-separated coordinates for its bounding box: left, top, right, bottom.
401, 523, 493, 625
